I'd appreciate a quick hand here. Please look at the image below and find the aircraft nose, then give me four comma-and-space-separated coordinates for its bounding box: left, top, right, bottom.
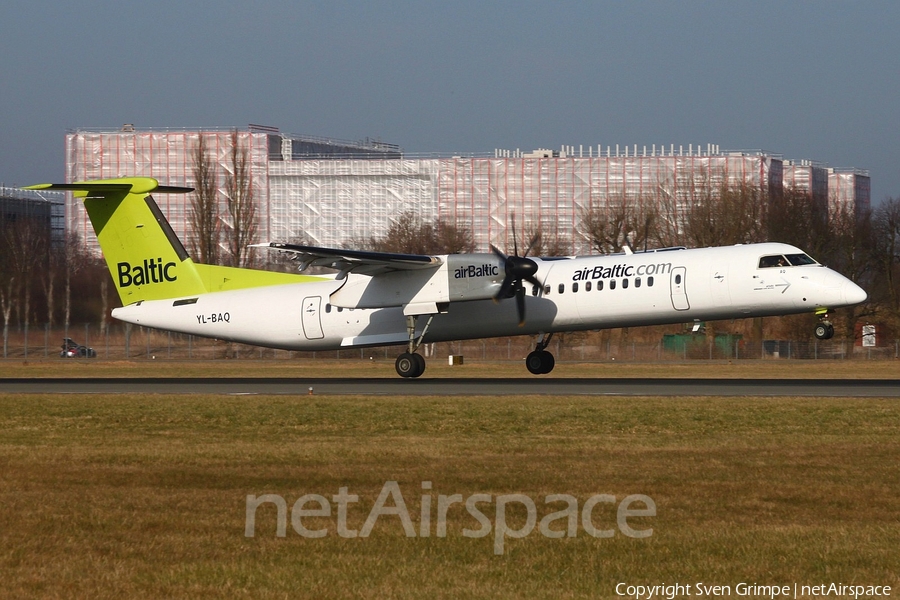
843, 280, 868, 305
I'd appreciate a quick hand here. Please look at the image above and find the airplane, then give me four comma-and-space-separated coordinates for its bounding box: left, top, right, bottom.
25, 177, 868, 378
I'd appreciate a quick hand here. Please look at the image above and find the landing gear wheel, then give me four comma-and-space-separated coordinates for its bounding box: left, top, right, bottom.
413, 353, 426, 376
814, 323, 835, 340
396, 352, 425, 378
526, 350, 555, 375
540, 351, 555, 374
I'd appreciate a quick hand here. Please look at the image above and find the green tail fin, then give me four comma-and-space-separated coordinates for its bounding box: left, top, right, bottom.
25, 177, 208, 304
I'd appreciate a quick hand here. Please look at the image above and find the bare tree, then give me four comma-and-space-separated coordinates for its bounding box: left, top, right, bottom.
367, 212, 476, 255
0, 277, 12, 357
872, 197, 900, 321
765, 186, 829, 258
654, 176, 687, 248
821, 200, 875, 340
582, 193, 659, 254
1, 215, 48, 348
224, 129, 258, 267
369, 212, 434, 254
0, 228, 12, 356
434, 218, 476, 254
40, 238, 67, 327
62, 232, 92, 333
525, 219, 567, 257
188, 133, 221, 264
683, 181, 766, 248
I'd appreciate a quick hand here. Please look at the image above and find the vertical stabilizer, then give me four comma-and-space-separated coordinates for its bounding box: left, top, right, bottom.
25, 177, 208, 304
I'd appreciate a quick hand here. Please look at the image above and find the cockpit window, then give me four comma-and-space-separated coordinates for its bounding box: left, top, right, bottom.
759, 253, 819, 268
759, 255, 788, 268
785, 253, 818, 266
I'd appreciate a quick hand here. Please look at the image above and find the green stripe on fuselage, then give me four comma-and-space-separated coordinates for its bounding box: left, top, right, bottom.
193, 263, 325, 293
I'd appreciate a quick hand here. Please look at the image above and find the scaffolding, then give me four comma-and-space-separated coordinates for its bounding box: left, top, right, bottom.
783, 160, 829, 214
67, 129, 270, 255
65, 128, 868, 258
828, 168, 871, 218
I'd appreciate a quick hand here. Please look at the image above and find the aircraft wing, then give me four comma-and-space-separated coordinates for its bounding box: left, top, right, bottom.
253, 242, 443, 277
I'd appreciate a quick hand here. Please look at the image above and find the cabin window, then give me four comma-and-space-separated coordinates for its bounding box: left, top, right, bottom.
572, 282, 579, 293
610, 280, 617, 290
675, 274, 682, 285
597, 280, 604, 291
325, 304, 332, 313
648, 276, 654, 287
544, 285, 551, 295
532, 285, 540, 296
585, 281, 592, 292
337, 306, 343, 313
558, 283, 565, 294
759, 255, 788, 268
622, 278, 629, 289
635, 277, 641, 288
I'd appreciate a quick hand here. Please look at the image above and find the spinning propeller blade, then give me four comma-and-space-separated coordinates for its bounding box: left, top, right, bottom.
490, 237, 540, 326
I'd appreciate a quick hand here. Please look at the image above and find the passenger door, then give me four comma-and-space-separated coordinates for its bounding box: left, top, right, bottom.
670, 267, 690, 311
301, 296, 325, 339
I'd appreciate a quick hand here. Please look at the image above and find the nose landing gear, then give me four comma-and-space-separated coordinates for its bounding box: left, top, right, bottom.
814, 322, 835, 340
814, 310, 835, 340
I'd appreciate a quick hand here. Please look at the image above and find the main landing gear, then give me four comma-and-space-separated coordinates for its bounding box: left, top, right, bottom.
525, 333, 555, 375
396, 352, 426, 378
395, 314, 435, 378
814, 310, 835, 340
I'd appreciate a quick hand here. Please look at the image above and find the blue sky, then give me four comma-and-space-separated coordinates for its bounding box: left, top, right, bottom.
2, 1, 897, 202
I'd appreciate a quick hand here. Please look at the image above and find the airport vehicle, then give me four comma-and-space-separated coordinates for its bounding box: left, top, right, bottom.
60, 337, 97, 358
26, 177, 867, 377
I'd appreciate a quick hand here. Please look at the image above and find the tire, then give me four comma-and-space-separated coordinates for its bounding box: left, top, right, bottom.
526, 351, 545, 374
396, 353, 424, 378
413, 353, 426, 377
814, 324, 828, 340
526, 350, 555, 375
540, 351, 555, 374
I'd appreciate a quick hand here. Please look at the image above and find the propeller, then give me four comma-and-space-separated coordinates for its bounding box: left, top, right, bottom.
491, 217, 541, 326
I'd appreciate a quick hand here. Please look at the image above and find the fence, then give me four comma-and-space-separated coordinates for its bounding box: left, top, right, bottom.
1, 324, 896, 362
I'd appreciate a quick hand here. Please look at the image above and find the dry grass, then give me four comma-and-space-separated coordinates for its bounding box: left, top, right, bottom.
1, 357, 898, 379
1, 393, 898, 598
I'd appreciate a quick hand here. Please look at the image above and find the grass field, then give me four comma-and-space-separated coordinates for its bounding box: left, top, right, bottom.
1, 391, 898, 599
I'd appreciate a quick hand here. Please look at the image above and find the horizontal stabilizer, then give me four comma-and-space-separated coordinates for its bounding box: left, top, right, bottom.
24, 178, 193, 195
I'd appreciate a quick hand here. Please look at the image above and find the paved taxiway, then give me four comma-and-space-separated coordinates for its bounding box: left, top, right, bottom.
2, 377, 899, 396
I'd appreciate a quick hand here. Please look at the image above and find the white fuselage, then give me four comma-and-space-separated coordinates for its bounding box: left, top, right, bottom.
112, 243, 867, 350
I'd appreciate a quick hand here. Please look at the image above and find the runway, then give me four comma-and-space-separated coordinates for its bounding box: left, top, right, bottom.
2, 377, 899, 397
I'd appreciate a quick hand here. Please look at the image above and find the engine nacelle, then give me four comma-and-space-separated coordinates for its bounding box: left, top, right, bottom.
328, 253, 504, 311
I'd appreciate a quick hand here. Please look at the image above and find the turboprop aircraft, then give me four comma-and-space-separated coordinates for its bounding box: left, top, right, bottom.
26, 177, 867, 378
